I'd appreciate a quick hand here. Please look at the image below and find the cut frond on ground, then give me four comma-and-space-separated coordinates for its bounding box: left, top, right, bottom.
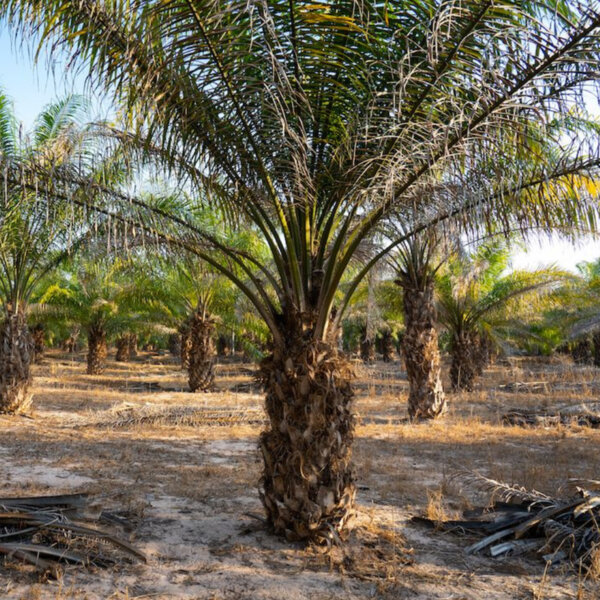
503, 406, 600, 429
79, 403, 266, 429
413, 478, 600, 576
0, 493, 145, 579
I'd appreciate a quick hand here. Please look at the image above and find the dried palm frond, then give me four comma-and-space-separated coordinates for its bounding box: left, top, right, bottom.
0, 493, 145, 578
81, 403, 266, 429
503, 409, 600, 429
414, 478, 600, 574
451, 471, 551, 505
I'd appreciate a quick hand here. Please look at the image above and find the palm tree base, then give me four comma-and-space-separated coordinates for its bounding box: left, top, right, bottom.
258, 340, 356, 543
0, 312, 33, 414
402, 286, 446, 420
450, 332, 477, 391
87, 326, 107, 375
187, 312, 215, 392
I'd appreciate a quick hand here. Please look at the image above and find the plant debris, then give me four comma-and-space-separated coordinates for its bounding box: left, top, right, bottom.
0, 493, 145, 579
80, 403, 267, 429
413, 475, 600, 574
503, 406, 600, 428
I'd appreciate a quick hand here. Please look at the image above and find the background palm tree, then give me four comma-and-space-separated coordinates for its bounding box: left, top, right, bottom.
40, 257, 163, 375
437, 241, 565, 391
390, 230, 448, 419
0, 92, 101, 412
3, 0, 600, 542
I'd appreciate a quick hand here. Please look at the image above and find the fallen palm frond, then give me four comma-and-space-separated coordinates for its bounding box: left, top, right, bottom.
499, 382, 600, 393
0, 493, 145, 579
80, 403, 266, 429
503, 405, 600, 428
413, 475, 600, 574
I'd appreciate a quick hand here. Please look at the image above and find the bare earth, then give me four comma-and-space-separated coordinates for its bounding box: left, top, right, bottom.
1, 350, 599, 599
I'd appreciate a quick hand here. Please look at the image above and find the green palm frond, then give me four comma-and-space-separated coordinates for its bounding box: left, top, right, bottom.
2, 1, 600, 344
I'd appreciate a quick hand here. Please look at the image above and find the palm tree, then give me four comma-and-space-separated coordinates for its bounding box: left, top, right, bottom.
437, 241, 564, 391
3, 1, 600, 542
40, 257, 162, 375
551, 257, 600, 364
0, 92, 101, 412
391, 230, 447, 419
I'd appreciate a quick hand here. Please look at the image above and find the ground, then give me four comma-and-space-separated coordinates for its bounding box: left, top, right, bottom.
1, 350, 599, 599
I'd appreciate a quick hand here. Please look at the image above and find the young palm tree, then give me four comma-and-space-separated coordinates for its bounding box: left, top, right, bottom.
553, 257, 600, 363
3, 1, 600, 542
40, 257, 161, 375
0, 92, 101, 412
437, 241, 564, 391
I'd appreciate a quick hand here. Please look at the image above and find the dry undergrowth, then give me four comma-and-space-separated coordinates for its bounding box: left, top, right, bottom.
0, 350, 598, 598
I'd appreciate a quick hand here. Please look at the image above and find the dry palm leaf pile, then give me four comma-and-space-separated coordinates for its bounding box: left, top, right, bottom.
414, 475, 600, 574
503, 403, 600, 429
0, 493, 145, 579
79, 403, 266, 429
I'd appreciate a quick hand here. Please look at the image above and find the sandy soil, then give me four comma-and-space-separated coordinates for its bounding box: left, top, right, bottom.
0, 350, 599, 599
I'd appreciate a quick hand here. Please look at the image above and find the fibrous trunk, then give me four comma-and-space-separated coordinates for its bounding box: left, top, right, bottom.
87, 325, 107, 375
572, 336, 593, 365
360, 327, 375, 362
593, 331, 600, 368
187, 311, 215, 392
216, 334, 231, 357
450, 330, 478, 391
380, 329, 395, 362
0, 310, 33, 414
62, 327, 80, 353
115, 335, 131, 362
128, 333, 138, 357
180, 321, 191, 370
168, 333, 181, 357
473, 332, 494, 375
31, 324, 45, 364
401, 283, 446, 419
258, 338, 356, 543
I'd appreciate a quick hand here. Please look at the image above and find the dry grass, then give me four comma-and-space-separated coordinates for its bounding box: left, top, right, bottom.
0, 350, 599, 598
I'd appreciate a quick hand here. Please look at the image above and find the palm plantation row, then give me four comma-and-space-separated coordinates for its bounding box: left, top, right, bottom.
1, 0, 600, 546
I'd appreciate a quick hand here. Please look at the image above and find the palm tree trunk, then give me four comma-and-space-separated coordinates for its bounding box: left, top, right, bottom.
62, 327, 80, 353
180, 321, 191, 370
258, 336, 356, 543
473, 332, 493, 375
87, 324, 107, 375
401, 283, 446, 419
128, 333, 138, 357
360, 334, 375, 362
572, 336, 593, 365
0, 310, 34, 414
450, 330, 478, 391
187, 311, 215, 392
115, 335, 131, 362
31, 324, 45, 364
168, 333, 181, 357
593, 331, 600, 367
380, 328, 395, 362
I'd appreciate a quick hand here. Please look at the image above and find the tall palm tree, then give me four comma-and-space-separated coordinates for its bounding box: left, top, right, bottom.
3, 1, 600, 542
0, 92, 101, 412
391, 230, 447, 419
437, 241, 564, 391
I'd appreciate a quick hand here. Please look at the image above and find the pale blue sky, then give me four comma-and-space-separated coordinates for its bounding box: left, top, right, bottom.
0, 27, 599, 271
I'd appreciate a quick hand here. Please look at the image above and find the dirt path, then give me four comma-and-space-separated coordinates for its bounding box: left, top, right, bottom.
0, 352, 598, 599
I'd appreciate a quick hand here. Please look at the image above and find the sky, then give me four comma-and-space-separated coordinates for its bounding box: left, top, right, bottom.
0, 28, 600, 272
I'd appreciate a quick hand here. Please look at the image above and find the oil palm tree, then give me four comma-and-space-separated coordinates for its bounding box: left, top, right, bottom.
390, 230, 448, 419
3, 0, 600, 542
0, 92, 102, 412
40, 257, 163, 374
437, 241, 564, 391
